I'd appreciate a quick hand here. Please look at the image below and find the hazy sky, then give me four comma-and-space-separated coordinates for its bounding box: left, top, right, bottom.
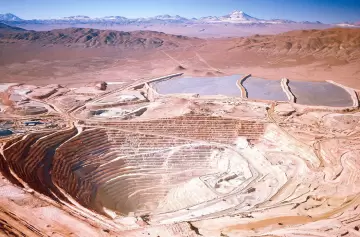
2, 0, 360, 23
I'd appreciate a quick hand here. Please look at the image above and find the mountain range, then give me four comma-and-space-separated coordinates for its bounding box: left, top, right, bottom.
0, 11, 330, 25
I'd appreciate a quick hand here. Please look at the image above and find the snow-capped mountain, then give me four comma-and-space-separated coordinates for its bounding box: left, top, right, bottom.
300, 21, 323, 24
198, 11, 261, 23
101, 16, 128, 21
335, 22, 360, 28
15, 14, 190, 24
62, 15, 91, 20
136, 14, 190, 23
197, 11, 301, 25
153, 14, 184, 20
268, 19, 296, 24
198, 16, 220, 22
0, 11, 330, 26
219, 10, 260, 23
0, 13, 23, 21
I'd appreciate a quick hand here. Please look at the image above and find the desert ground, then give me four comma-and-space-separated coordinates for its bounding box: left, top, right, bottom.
0, 25, 360, 237
0, 27, 359, 88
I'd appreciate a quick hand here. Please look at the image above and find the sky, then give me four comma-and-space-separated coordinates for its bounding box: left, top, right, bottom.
1, 0, 360, 23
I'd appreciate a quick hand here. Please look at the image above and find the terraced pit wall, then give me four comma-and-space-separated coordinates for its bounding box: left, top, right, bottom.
0, 116, 266, 217
2, 127, 78, 200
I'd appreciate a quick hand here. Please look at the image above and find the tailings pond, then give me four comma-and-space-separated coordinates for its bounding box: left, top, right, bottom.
150, 75, 242, 96
150, 75, 353, 107
288, 81, 353, 107
242, 77, 288, 101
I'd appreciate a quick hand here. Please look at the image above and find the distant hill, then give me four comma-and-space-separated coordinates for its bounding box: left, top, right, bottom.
0, 22, 25, 32
0, 27, 195, 49
228, 28, 360, 62
1, 25, 359, 64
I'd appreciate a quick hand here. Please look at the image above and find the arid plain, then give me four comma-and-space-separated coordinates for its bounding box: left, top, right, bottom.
1, 26, 359, 88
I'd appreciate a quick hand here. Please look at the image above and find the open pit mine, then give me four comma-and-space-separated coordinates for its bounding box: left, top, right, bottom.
0, 73, 360, 237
